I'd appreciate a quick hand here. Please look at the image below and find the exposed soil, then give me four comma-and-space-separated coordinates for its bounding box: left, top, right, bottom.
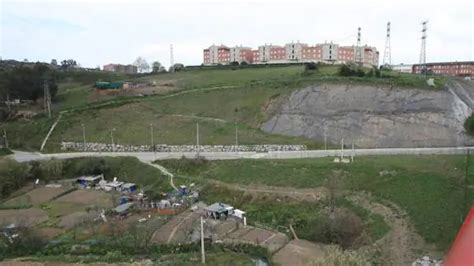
3, 186, 68, 206
273, 239, 325, 266
54, 190, 114, 208
0, 208, 48, 227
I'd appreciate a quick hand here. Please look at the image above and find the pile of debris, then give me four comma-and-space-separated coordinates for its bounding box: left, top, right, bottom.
61, 142, 307, 153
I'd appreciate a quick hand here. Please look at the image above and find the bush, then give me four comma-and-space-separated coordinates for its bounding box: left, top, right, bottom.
308, 208, 364, 249
304, 62, 319, 71
464, 114, 474, 136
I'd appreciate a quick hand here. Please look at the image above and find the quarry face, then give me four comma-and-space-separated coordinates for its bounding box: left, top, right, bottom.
262, 83, 473, 148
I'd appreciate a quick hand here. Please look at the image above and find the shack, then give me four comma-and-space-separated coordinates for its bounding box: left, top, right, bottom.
113, 202, 134, 217
77, 175, 103, 188
205, 202, 234, 220
95, 81, 124, 90
121, 183, 137, 193
104, 181, 124, 191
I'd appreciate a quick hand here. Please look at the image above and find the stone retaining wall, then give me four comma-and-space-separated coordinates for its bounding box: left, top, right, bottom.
60, 142, 307, 153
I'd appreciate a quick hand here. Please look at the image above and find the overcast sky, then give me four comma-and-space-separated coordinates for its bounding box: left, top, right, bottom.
1, 0, 472, 68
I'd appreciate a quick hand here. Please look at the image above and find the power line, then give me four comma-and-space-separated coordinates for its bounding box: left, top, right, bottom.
383, 21, 391, 66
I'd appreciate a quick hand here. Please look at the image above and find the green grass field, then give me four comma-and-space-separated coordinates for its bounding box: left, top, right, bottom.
159, 154, 474, 251
1, 65, 445, 152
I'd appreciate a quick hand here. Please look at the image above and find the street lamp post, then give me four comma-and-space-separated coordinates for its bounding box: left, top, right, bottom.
196, 123, 200, 158
81, 123, 86, 150
111, 128, 116, 152
235, 122, 239, 152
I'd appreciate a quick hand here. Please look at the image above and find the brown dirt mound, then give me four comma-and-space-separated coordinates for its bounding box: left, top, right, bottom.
0, 208, 48, 227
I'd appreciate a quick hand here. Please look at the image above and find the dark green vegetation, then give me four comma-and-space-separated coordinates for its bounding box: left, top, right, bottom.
464, 113, 474, 136
0, 156, 170, 200
0, 148, 12, 157
199, 184, 388, 249
0, 63, 58, 102
159, 154, 474, 251
1, 64, 445, 152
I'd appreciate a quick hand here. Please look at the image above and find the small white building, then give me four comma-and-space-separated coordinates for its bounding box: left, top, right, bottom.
391, 63, 413, 73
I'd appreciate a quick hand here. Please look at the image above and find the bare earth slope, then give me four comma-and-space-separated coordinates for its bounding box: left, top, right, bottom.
262, 82, 474, 148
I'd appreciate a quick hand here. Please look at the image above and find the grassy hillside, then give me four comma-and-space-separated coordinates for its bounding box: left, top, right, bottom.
1, 65, 445, 151
159, 154, 474, 251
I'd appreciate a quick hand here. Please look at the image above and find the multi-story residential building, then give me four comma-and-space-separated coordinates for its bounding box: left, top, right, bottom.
285, 41, 307, 61
362, 46, 379, 66
230, 46, 253, 64
203, 44, 231, 65
320, 42, 339, 62
251, 50, 260, 63
203, 41, 379, 67
270, 46, 286, 62
338, 46, 355, 64
103, 64, 137, 74
412, 62, 474, 76
258, 44, 274, 62
302, 45, 323, 61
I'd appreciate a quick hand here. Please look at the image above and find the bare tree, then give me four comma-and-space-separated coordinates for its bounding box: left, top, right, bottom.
133, 57, 150, 73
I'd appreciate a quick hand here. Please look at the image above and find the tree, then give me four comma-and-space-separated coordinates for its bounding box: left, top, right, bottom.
50, 59, 57, 66
151, 61, 162, 73
158, 65, 167, 73
464, 114, 474, 136
60, 59, 77, 70
133, 57, 150, 73
169, 63, 184, 73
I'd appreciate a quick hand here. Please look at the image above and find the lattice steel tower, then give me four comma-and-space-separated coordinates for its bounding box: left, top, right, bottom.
419, 21, 428, 70
170, 44, 174, 67
383, 22, 391, 66
355, 27, 362, 64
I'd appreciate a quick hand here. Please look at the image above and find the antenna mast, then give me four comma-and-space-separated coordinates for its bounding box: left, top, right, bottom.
419, 21, 428, 73
170, 44, 174, 67
355, 27, 362, 64
383, 22, 391, 66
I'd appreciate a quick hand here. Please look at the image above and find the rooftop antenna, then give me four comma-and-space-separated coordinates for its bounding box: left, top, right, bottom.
383, 22, 392, 66
419, 21, 428, 74
356, 27, 363, 64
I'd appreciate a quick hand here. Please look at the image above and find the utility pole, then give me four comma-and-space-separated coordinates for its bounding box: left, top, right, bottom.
2, 129, 8, 149
351, 141, 354, 162
200, 216, 205, 264
324, 132, 327, 150
81, 123, 86, 150
111, 128, 116, 152
150, 123, 154, 151
196, 123, 200, 157
170, 44, 174, 72
43, 80, 51, 118
340, 138, 344, 160
235, 122, 239, 150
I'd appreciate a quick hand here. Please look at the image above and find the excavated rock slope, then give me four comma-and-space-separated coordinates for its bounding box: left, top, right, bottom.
262, 82, 474, 148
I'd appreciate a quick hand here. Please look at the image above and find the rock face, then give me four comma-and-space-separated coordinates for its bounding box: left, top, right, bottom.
262, 83, 474, 148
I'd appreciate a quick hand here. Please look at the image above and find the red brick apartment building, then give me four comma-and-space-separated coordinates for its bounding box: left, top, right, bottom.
412, 62, 474, 76
203, 41, 379, 67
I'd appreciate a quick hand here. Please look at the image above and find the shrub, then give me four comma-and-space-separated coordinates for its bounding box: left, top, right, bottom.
304, 62, 319, 71
464, 114, 474, 136
308, 208, 364, 249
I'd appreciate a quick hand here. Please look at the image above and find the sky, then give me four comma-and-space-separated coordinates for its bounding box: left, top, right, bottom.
1, 0, 473, 68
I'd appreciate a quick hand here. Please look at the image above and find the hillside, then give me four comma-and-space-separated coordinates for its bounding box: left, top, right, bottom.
1, 65, 452, 151
263, 82, 474, 147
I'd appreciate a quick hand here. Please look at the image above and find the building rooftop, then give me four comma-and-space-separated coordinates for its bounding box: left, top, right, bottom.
113, 202, 134, 213
205, 202, 234, 213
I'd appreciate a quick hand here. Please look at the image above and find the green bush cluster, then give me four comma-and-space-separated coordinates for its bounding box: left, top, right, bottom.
464, 114, 474, 136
